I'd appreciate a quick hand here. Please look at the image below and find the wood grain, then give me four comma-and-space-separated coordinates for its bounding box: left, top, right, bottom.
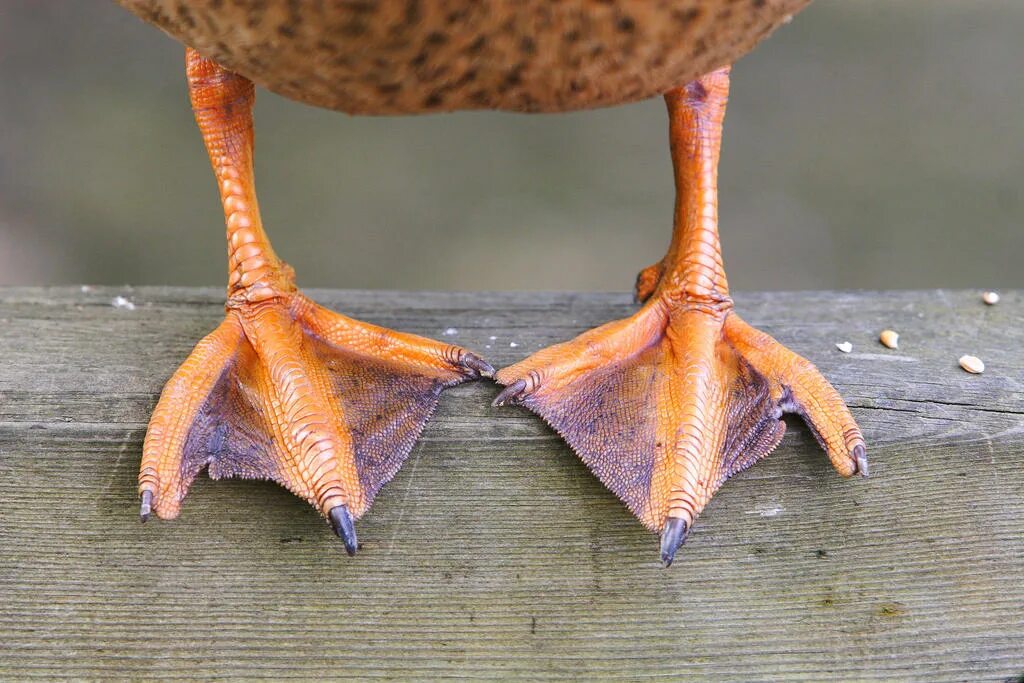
1, 287, 1021, 681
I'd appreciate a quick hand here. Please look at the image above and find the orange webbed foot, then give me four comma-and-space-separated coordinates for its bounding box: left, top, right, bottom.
139, 286, 490, 554
139, 49, 493, 553
494, 65, 868, 564
494, 298, 865, 566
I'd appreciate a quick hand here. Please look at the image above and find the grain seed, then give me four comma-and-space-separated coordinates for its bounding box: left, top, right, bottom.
958, 355, 985, 374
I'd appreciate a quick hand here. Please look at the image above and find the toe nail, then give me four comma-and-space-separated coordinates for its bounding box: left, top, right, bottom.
660, 518, 688, 568
492, 379, 528, 407
329, 505, 359, 556
139, 490, 153, 523
852, 444, 869, 478
461, 352, 495, 377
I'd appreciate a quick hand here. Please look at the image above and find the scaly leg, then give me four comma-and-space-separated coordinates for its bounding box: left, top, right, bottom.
138, 49, 492, 554
494, 67, 866, 566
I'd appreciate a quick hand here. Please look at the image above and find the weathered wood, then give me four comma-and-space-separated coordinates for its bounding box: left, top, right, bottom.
0, 287, 1021, 681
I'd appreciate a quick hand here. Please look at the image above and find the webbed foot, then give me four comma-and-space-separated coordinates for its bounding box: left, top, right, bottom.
139, 283, 488, 551
495, 65, 865, 563
138, 48, 491, 551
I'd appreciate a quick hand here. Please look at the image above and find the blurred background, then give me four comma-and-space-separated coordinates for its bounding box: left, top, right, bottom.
0, 1, 1021, 292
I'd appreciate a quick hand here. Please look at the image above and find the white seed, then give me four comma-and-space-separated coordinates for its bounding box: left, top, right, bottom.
836, 342, 853, 353
982, 291, 1000, 305
111, 296, 136, 311
959, 355, 985, 374
879, 330, 899, 349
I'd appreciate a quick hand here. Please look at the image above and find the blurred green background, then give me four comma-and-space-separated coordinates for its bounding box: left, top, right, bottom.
1, 1, 1021, 291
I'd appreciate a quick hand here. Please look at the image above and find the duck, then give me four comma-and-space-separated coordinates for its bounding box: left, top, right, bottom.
118, 0, 866, 565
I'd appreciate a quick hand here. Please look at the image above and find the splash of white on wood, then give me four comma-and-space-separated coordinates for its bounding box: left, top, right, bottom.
111, 296, 135, 311
745, 503, 784, 517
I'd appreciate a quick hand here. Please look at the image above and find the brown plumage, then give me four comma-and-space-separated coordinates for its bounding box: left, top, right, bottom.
116, 0, 809, 114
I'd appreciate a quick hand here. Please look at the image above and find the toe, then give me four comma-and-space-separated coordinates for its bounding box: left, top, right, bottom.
296, 294, 490, 385
725, 314, 866, 478
634, 260, 664, 304
139, 315, 244, 521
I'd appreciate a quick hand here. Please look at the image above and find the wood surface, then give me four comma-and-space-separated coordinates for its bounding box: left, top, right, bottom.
1, 287, 1021, 680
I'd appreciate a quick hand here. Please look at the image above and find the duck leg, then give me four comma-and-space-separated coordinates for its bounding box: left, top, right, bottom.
494, 67, 866, 566
138, 49, 492, 554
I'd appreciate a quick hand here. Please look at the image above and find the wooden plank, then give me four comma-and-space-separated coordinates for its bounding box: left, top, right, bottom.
0, 286, 1021, 681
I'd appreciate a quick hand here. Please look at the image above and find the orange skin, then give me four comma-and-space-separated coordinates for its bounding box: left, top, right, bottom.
139, 50, 866, 564
494, 68, 866, 565
139, 50, 493, 554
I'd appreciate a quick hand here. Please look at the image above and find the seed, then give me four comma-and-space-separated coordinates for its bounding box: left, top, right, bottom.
836, 342, 852, 353
111, 296, 136, 311
959, 355, 984, 374
982, 291, 1000, 305
879, 330, 899, 349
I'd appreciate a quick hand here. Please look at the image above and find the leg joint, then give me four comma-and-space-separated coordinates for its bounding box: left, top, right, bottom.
659, 287, 734, 317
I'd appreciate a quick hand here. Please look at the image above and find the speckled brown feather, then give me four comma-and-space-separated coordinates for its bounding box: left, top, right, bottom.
115, 0, 810, 114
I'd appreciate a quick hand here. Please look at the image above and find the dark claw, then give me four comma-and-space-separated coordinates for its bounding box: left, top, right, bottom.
492, 379, 528, 407
461, 352, 495, 378
660, 518, 689, 568
139, 490, 153, 523
852, 444, 869, 478
329, 505, 359, 556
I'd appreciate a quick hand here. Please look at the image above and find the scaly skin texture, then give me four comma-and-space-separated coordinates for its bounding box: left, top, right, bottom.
494, 68, 867, 565
138, 50, 492, 553
115, 0, 810, 114
119, 3, 864, 561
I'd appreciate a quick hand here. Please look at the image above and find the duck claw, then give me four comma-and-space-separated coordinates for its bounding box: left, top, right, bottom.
660, 518, 689, 568
461, 352, 495, 378
853, 444, 869, 478
329, 505, 359, 556
492, 379, 529, 407
139, 490, 153, 522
